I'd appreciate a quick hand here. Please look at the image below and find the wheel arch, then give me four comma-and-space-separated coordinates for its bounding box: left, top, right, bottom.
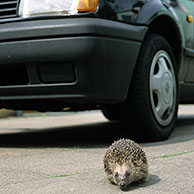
146, 15, 183, 71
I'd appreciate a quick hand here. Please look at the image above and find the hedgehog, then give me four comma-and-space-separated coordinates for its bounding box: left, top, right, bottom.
103, 138, 148, 190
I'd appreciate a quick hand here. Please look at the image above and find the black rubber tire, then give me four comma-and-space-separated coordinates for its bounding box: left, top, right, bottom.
101, 103, 123, 121
102, 33, 179, 141
124, 33, 179, 141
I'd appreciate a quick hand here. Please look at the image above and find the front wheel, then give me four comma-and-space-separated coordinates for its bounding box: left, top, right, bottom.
149, 50, 176, 127
125, 33, 179, 141
102, 34, 179, 141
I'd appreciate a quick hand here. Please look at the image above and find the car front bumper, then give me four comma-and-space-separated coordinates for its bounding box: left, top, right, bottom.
0, 17, 148, 104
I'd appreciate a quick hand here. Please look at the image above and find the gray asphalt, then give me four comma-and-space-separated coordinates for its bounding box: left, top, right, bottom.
0, 105, 194, 193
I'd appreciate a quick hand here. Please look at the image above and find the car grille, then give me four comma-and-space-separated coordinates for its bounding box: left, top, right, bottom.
0, 0, 18, 19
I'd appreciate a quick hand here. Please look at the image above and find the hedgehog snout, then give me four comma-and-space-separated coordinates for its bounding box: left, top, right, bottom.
119, 181, 126, 189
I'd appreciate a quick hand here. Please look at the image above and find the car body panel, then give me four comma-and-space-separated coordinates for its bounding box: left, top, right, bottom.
0, 18, 147, 106
0, 0, 194, 109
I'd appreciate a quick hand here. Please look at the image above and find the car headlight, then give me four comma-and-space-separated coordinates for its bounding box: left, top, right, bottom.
19, 0, 98, 17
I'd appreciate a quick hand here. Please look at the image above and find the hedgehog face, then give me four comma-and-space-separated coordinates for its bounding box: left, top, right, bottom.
113, 164, 133, 189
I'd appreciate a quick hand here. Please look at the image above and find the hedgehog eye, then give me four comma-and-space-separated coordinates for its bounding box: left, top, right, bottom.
126, 172, 130, 176
115, 172, 119, 177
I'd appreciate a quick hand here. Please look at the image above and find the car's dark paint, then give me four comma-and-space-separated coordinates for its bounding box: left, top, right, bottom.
0, 18, 147, 107
97, 0, 146, 23
100, 0, 194, 103
0, 0, 194, 110
98, 0, 194, 83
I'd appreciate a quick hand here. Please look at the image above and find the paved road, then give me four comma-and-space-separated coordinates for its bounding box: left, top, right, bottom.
0, 105, 194, 193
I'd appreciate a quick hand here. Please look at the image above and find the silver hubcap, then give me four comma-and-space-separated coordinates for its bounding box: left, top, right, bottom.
149, 50, 176, 126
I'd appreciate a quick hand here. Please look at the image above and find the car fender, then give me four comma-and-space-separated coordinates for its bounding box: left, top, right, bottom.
137, 0, 185, 46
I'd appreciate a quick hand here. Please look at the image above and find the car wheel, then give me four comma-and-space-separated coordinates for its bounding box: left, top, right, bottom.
102, 33, 179, 141
101, 104, 123, 121
124, 33, 179, 141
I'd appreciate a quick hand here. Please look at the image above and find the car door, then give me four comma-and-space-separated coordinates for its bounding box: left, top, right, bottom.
171, 0, 194, 82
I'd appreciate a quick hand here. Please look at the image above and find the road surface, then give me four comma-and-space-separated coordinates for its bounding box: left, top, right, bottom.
0, 105, 194, 193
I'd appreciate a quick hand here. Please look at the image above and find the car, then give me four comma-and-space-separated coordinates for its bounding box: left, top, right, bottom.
0, 0, 193, 141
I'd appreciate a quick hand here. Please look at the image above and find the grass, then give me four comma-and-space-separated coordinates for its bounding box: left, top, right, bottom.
54, 174, 70, 178
73, 146, 80, 149
153, 150, 194, 159
53, 168, 103, 178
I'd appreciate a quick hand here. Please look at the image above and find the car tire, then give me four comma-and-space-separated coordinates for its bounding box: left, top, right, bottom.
102, 33, 179, 141
101, 104, 123, 121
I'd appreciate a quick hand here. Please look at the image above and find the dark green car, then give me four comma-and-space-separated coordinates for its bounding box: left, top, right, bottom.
0, 0, 193, 141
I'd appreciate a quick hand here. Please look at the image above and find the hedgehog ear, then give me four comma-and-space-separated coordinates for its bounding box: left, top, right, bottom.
107, 166, 113, 174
